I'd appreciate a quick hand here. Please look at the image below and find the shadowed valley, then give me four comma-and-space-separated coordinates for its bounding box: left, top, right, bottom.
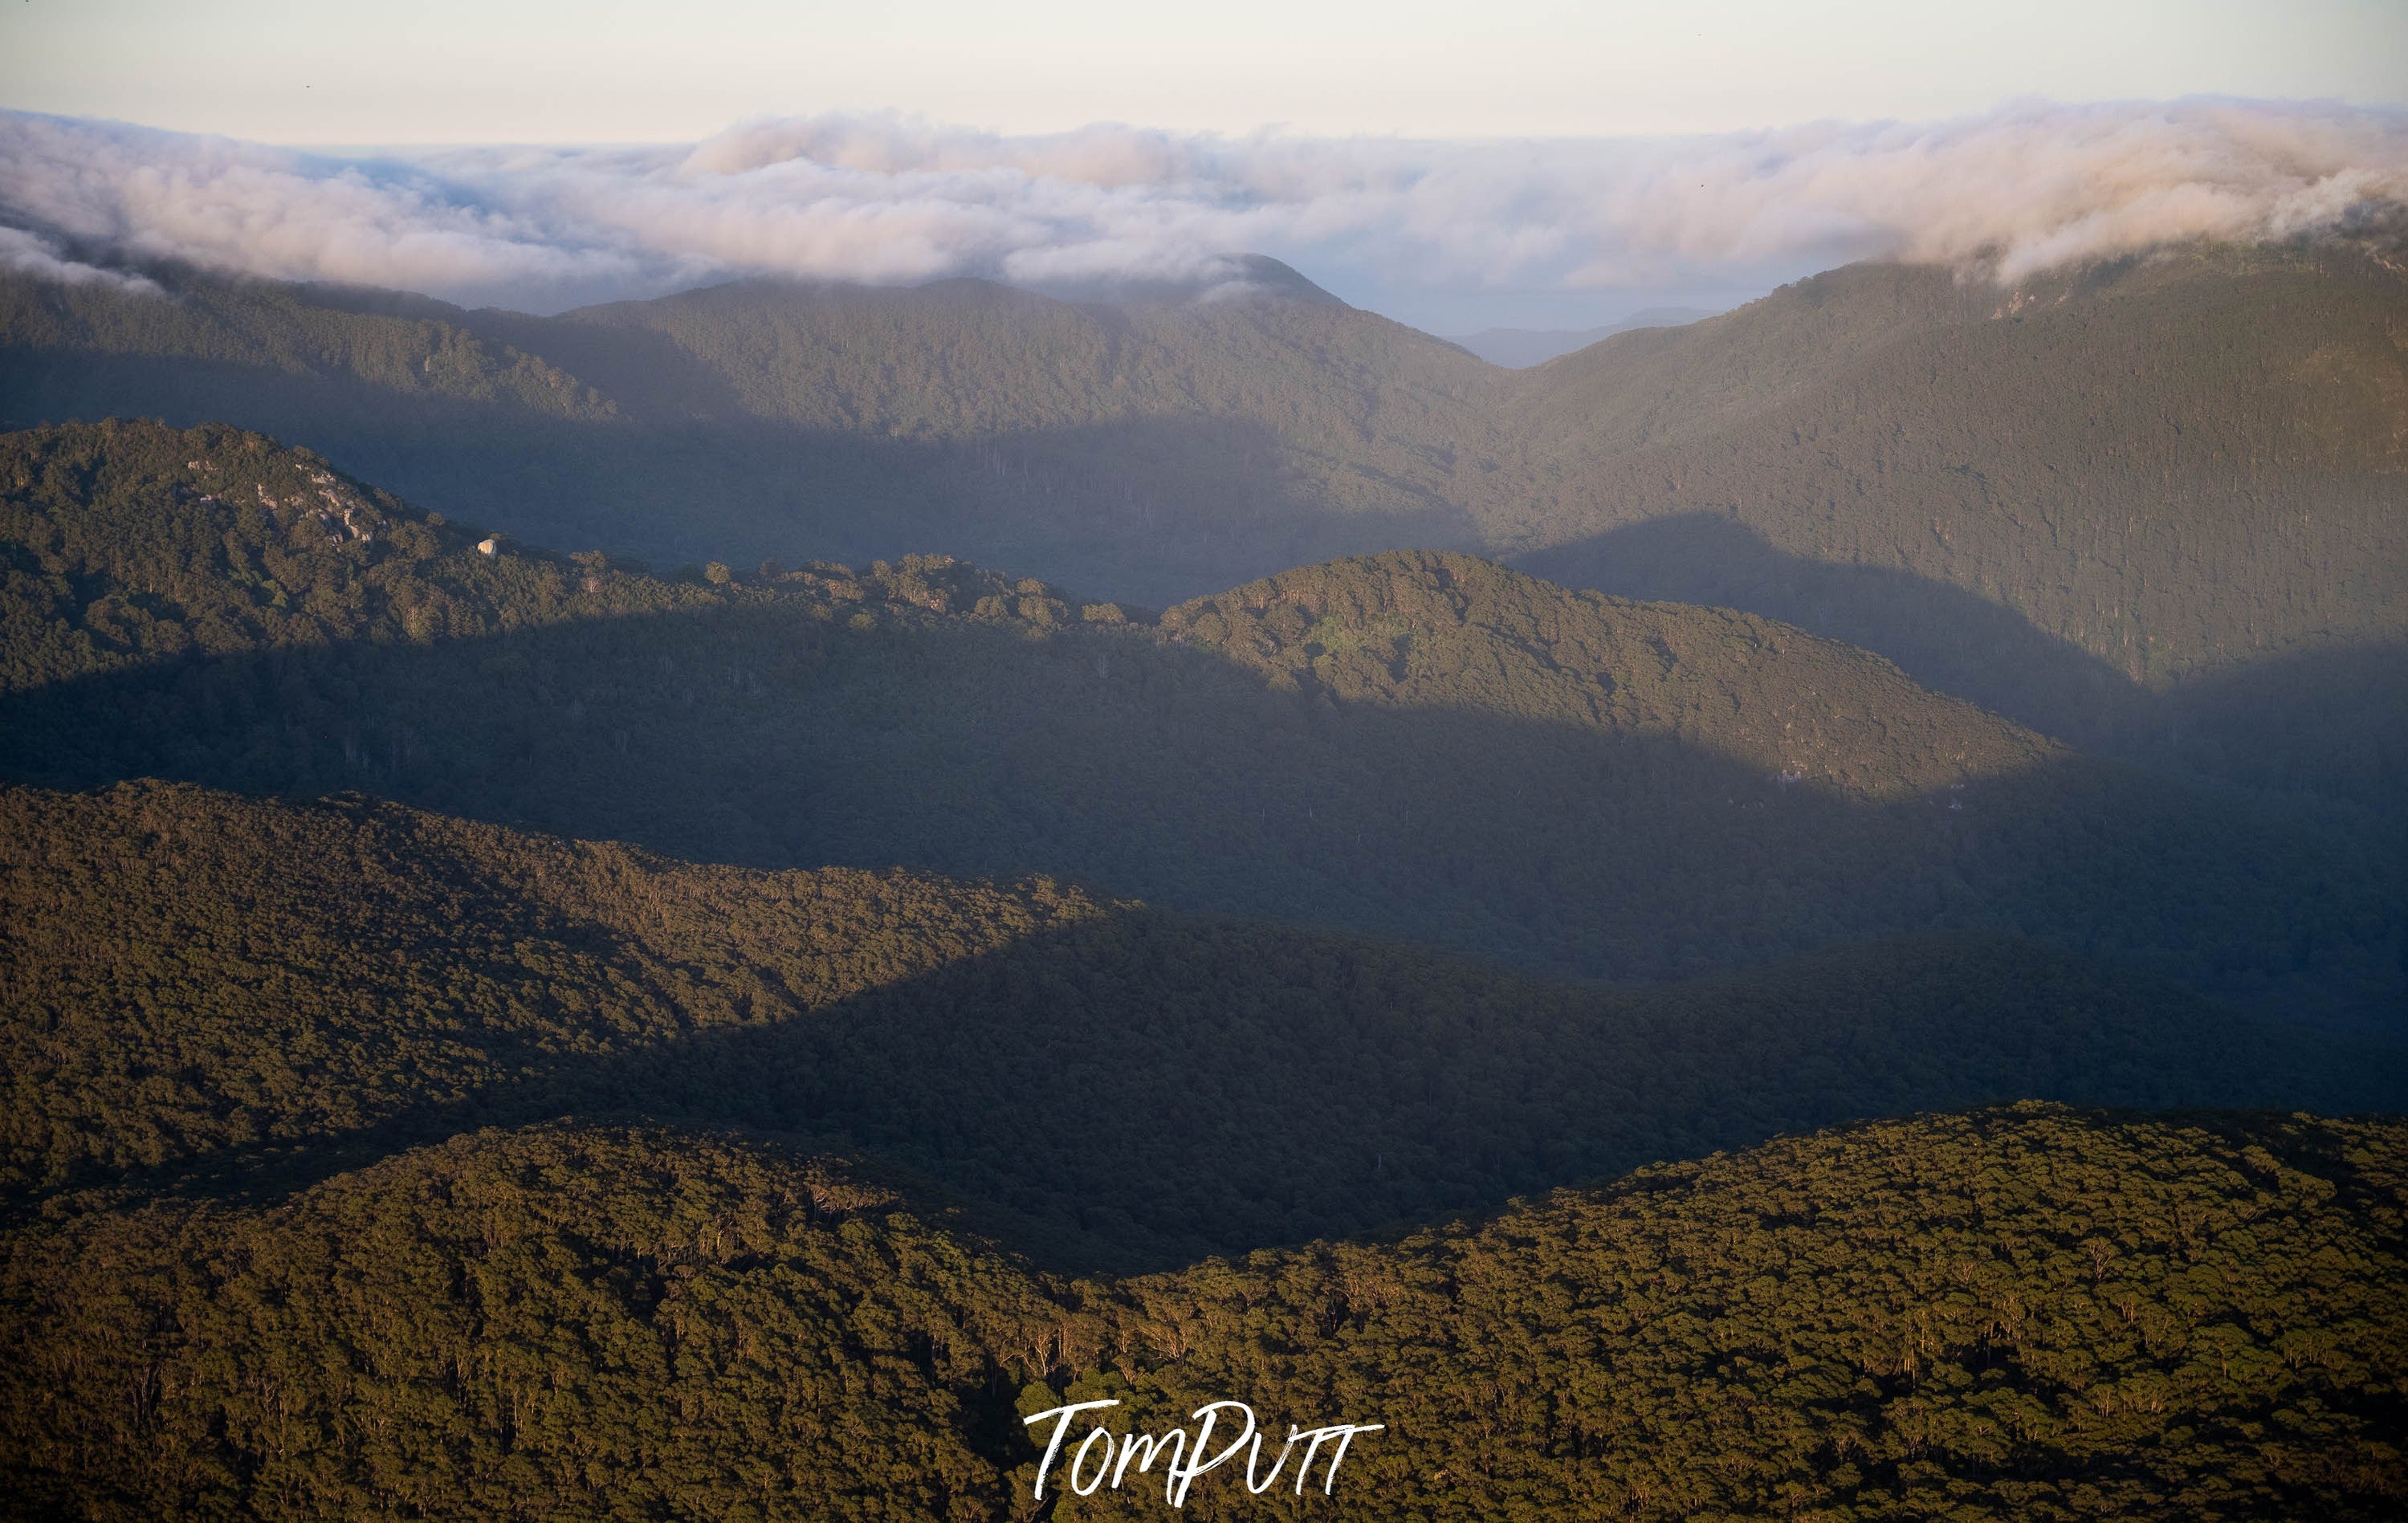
5, 243, 2401, 815
4, 421, 2398, 1026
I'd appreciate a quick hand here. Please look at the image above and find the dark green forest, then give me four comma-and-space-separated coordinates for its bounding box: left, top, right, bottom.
3, 242, 2400, 812
0, 248, 2402, 1523
2, 421, 2398, 1025
9, 776, 2396, 1273
4, 1110, 2402, 1521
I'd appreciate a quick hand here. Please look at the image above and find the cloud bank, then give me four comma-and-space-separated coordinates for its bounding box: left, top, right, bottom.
2, 100, 2402, 320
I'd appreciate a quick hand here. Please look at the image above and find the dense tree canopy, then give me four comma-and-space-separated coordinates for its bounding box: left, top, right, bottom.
2, 422, 2396, 1025
4, 244, 2400, 812
4, 1109, 2402, 1521
0, 283, 2400, 1521
14, 778, 2390, 1273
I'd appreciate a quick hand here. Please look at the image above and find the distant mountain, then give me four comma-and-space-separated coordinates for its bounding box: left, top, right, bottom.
1500, 248, 2408, 784
0, 255, 1501, 605
3, 242, 2399, 812
1443, 306, 1714, 367
7, 1106, 2405, 1519
2, 421, 2397, 1025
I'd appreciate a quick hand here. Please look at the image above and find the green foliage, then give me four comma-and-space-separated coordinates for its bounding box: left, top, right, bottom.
2, 267, 2402, 1523
1166, 552, 2049, 797
2, 246, 2400, 811
5, 1109, 2403, 1521
0, 269, 615, 418
0, 417, 750, 691
1508, 249, 2408, 688
0, 260, 1494, 608
1072, 1106, 2408, 1521
0, 1126, 1054, 1523
0, 421, 2396, 1024
15, 778, 2392, 1275
0, 780, 1092, 1203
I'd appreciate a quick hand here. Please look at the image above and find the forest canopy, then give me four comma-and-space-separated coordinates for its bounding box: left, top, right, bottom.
2, 1107, 2402, 1521
2, 421, 2397, 1028
5, 244, 2400, 802
12, 777, 2394, 1273
0, 249, 2402, 1521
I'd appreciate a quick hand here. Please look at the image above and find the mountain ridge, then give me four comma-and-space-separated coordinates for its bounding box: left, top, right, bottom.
16, 773, 2390, 1275
2, 420, 2397, 1026
2, 239, 2406, 1523
6, 1106, 2404, 1519
4, 239, 2396, 815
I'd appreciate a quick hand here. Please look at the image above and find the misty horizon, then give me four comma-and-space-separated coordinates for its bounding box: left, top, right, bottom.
4, 98, 2403, 332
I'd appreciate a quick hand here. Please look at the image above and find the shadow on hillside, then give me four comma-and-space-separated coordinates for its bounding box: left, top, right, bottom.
491, 923, 2399, 1276
1, 597, 2398, 1031
1519, 512, 2408, 816
2137, 645, 2408, 811
0, 352, 1479, 608
24, 894, 2401, 1275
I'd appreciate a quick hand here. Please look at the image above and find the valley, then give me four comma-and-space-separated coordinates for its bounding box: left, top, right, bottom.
1, 226, 2402, 1522
7, 242, 2399, 814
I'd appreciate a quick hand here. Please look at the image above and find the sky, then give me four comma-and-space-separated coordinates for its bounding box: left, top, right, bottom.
6, 0, 2403, 145
2, 1, 2404, 330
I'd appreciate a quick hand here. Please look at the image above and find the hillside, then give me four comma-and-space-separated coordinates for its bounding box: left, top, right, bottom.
1508, 246, 2408, 759
7, 243, 2398, 811
5, 1108, 2403, 1520
3, 422, 2396, 1023
15, 777, 2386, 1275
0, 257, 1501, 602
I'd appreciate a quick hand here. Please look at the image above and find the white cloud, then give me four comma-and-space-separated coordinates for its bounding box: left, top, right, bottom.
0, 100, 2400, 316
0, 224, 161, 294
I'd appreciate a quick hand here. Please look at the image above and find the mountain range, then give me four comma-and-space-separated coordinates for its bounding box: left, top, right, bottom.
4, 241, 2400, 815
2, 233, 2406, 1521
10, 773, 2396, 1274
3, 420, 2397, 1027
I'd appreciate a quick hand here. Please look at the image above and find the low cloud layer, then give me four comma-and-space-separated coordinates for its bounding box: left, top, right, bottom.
2, 100, 2402, 321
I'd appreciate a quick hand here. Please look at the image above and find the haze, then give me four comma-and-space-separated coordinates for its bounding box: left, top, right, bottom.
3, 0, 2404, 145
6, 0, 2404, 328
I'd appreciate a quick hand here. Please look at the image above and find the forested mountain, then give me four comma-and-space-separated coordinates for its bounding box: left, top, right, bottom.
6, 1108, 2403, 1520
2, 245, 2403, 1523
2, 241, 2399, 811
4, 421, 2397, 1024
13, 776, 2394, 1273
0, 255, 1501, 603
1508, 246, 2408, 778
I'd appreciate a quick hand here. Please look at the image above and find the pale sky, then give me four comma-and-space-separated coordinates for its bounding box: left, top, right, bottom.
3, 0, 2402, 145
